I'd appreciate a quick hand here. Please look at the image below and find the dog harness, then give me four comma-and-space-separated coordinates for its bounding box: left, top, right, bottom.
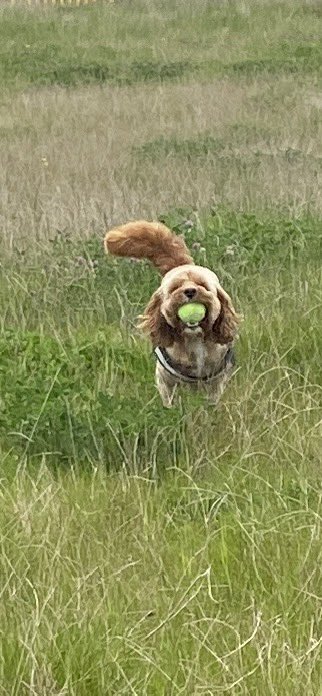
154, 345, 235, 384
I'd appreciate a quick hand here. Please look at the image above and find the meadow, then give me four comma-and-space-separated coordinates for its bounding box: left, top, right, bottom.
1, 0, 322, 693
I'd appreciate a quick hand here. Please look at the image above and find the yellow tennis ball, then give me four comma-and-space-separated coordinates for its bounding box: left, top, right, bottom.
177, 303, 206, 324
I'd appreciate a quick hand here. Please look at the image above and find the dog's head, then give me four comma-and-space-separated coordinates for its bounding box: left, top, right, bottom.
139, 264, 240, 347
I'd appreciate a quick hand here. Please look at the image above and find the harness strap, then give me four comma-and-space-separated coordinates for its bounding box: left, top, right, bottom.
154, 345, 235, 384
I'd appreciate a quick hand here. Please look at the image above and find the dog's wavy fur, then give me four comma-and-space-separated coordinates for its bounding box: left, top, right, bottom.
104, 220, 193, 276
105, 220, 240, 407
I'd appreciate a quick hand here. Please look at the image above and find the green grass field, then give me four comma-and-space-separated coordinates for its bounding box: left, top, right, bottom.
1, 1, 322, 693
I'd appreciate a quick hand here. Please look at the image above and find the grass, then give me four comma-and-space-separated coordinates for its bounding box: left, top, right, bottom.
1, 0, 322, 692
1, 208, 322, 693
2, 211, 321, 468
2, 464, 322, 694
1, 0, 322, 89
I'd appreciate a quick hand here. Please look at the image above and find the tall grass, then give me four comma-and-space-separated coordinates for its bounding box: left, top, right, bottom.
1, 0, 322, 692
2, 461, 322, 694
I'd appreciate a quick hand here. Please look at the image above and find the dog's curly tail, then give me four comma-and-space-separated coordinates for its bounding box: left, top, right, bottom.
104, 220, 193, 276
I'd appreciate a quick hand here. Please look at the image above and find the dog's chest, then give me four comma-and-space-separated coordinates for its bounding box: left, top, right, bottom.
169, 333, 225, 379
185, 336, 206, 377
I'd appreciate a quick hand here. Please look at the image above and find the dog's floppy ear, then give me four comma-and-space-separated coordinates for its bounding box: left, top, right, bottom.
213, 286, 240, 344
138, 290, 175, 348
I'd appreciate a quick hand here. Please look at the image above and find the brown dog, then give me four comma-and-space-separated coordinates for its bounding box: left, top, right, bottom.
105, 220, 240, 407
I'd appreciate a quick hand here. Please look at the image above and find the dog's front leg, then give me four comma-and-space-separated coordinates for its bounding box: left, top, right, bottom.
207, 369, 233, 406
156, 365, 176, 408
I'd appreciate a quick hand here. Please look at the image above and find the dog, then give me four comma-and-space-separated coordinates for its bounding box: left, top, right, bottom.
104, 220, 240, 408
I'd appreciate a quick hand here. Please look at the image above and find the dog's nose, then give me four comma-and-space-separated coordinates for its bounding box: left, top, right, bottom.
184, 288, 197, 299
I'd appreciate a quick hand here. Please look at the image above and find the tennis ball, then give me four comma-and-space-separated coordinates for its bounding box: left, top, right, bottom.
177, 302, 206, 324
